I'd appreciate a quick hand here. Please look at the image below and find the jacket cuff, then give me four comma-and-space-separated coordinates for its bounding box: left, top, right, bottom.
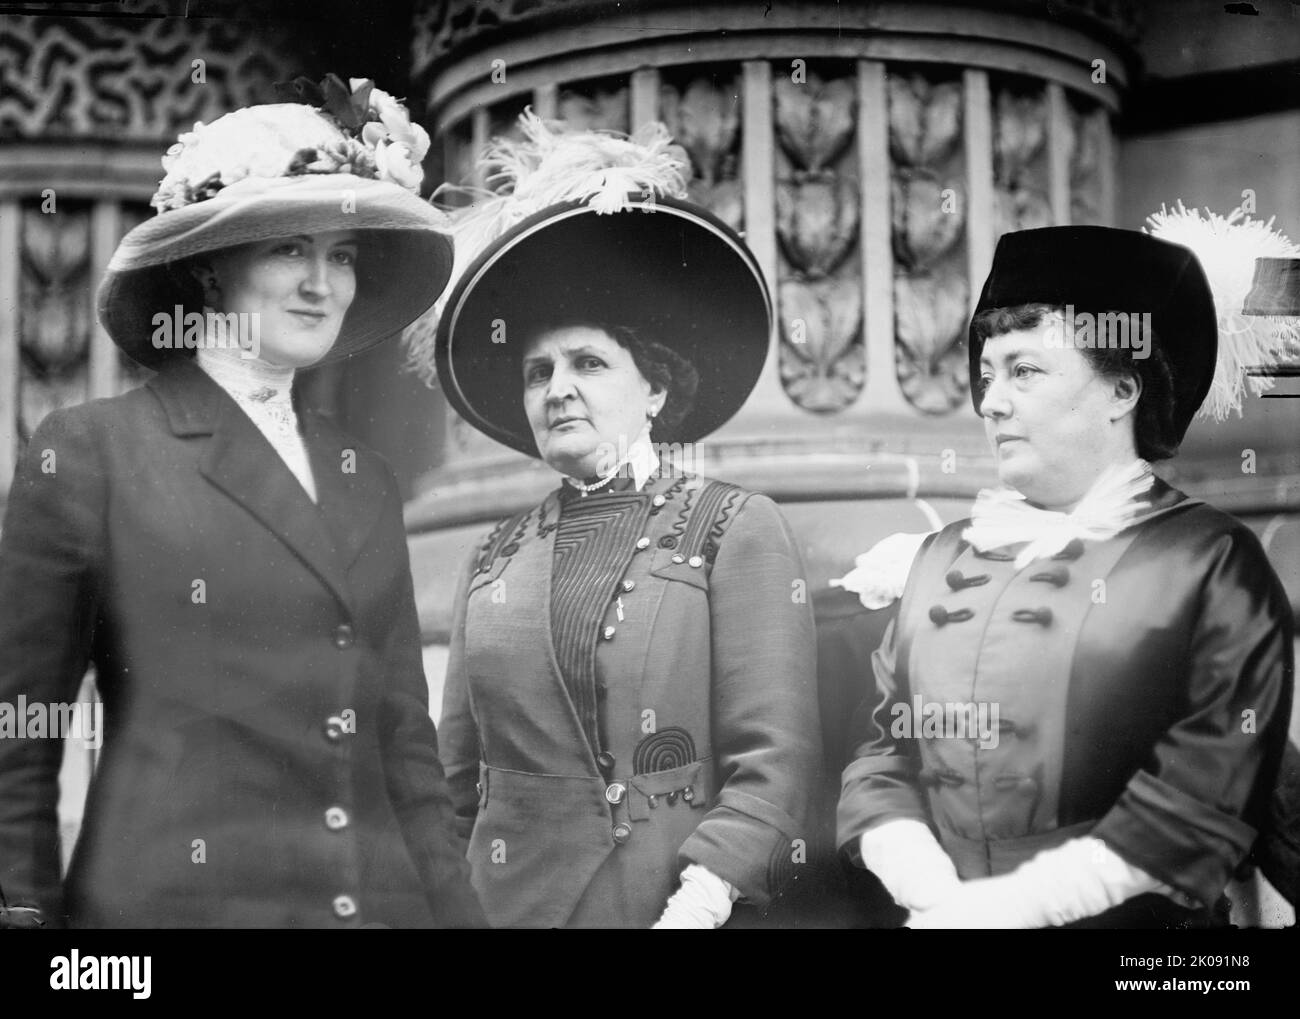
677, 793, 803, 909
1093, 769, 1257, 908
837, 755, 930, 861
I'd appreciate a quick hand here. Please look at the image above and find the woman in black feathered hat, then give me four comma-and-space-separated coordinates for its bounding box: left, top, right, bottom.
411, 113, 822, 929
836, 225, 1294, 928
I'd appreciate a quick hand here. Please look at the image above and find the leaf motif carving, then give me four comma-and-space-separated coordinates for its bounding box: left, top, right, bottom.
776, 173, 860, 279
888, 74, 962, 168
774, 75, 856, 173
778, 276, 865, 413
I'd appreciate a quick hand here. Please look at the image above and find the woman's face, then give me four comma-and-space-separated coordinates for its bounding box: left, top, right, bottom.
201, 230, 359, 368
522, 325, 661, 480
977, 315, 1138, 510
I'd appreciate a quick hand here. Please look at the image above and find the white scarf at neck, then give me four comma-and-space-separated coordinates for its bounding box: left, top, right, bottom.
962, 459, 1156, 569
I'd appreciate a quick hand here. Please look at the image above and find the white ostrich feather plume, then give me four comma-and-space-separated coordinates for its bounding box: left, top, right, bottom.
403, 109, 692, 384
1145, 202, 1300, 420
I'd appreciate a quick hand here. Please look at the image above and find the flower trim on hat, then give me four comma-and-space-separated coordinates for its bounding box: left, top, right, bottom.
151, 74, 431, 213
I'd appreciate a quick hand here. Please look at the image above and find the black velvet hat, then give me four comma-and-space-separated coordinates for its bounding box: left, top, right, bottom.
431, 195, 772, 457
969, 226, 1218, 445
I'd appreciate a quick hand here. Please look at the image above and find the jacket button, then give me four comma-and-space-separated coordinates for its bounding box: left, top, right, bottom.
671, 554, 685, 564
596, 751, 616, 774
635, 537, 650, 550
621, 579, 635, 593
681, 785, 695, 803
333, 624, 354, 650
1029, 566, 1070, 587
994, 773, 1039, 794
652, 494, 667, 507
929, 605, 974, 625
612, 822, 632, 845
332, 895, 358, 919
323, 716, 348, 742
687, 555, 703, 568
946, 569, 990, 590
602, 625, 616, 640
324, 806, 349, 831
1053, 539, 1086, 560
605, 782, 627, 805
1011, 607, 1053, 626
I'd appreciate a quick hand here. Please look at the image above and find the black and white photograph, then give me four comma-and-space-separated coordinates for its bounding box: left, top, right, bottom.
0, 0, 1297, 996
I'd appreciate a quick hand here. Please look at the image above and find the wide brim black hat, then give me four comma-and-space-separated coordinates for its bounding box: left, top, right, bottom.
433, 194, 772, 457
969, 225, 1218, 447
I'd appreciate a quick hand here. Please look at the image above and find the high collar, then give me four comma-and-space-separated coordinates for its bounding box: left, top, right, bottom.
196, 345, 297, 406
559, 426, 661, 496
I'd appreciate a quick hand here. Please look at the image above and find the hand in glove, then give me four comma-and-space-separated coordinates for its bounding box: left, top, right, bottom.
652, 864, 739, 929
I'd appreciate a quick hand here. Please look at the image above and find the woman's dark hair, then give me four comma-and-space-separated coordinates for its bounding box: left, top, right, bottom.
522, 319, 700, 438
159, 258, 208, 358
970, 302, 1180, 461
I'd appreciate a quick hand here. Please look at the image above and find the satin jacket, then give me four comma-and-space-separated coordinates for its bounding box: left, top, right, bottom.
0, 359, 484, 928
440, 473, 823, 927
837, 480, 1294, 913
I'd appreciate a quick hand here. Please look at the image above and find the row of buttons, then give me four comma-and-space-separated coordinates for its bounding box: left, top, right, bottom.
329, 623, 357, 921
599, 491, 686, 846
919, 768, 1039, 793
930, 605, 1054, 627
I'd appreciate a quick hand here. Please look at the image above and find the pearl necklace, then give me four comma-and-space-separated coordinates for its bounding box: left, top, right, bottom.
564, 472, 619, 497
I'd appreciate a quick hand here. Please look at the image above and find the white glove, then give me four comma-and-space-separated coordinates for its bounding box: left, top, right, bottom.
858, 818, 962, 911
652, 864, 739, 929
907, 836, 1174, 929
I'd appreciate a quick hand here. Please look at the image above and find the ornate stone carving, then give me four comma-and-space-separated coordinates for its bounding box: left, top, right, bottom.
658, 75, 741, 230
892, 172, 964, 271
1069, 97, 1105, 225
557, 85, 629, 133
778, 276, 864, 414
889, 74, 961, 168
889, 70, 969, 415
774, 75, 855, 173
894, 270, 970, 415
19, 204, 90, 371
773, 69, 863, 414
993, 83, 1052, 235
17, 201, 90, 440
0, 8, 297, 142
776, 175, 858, 279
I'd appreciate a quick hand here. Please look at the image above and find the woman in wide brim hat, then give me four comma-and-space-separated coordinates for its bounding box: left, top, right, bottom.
836, 222, 1294, 928
422, 113, 822, 929
0, 77, 485, 929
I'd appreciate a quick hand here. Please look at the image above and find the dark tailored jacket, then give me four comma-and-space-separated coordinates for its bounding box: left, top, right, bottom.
837, 480, 1294, 916
0, 359, 485, 928
440, 474, 823, 927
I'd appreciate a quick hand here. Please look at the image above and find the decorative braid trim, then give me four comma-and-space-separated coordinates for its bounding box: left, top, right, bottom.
475, 507, 532, 573
660, 479, 745, 565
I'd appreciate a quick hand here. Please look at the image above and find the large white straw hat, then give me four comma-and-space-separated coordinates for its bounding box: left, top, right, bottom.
96, 75, 454, 367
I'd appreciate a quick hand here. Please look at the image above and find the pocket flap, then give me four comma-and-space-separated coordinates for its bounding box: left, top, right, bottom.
647, 547, 709, 591
627, 760, 710, 820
